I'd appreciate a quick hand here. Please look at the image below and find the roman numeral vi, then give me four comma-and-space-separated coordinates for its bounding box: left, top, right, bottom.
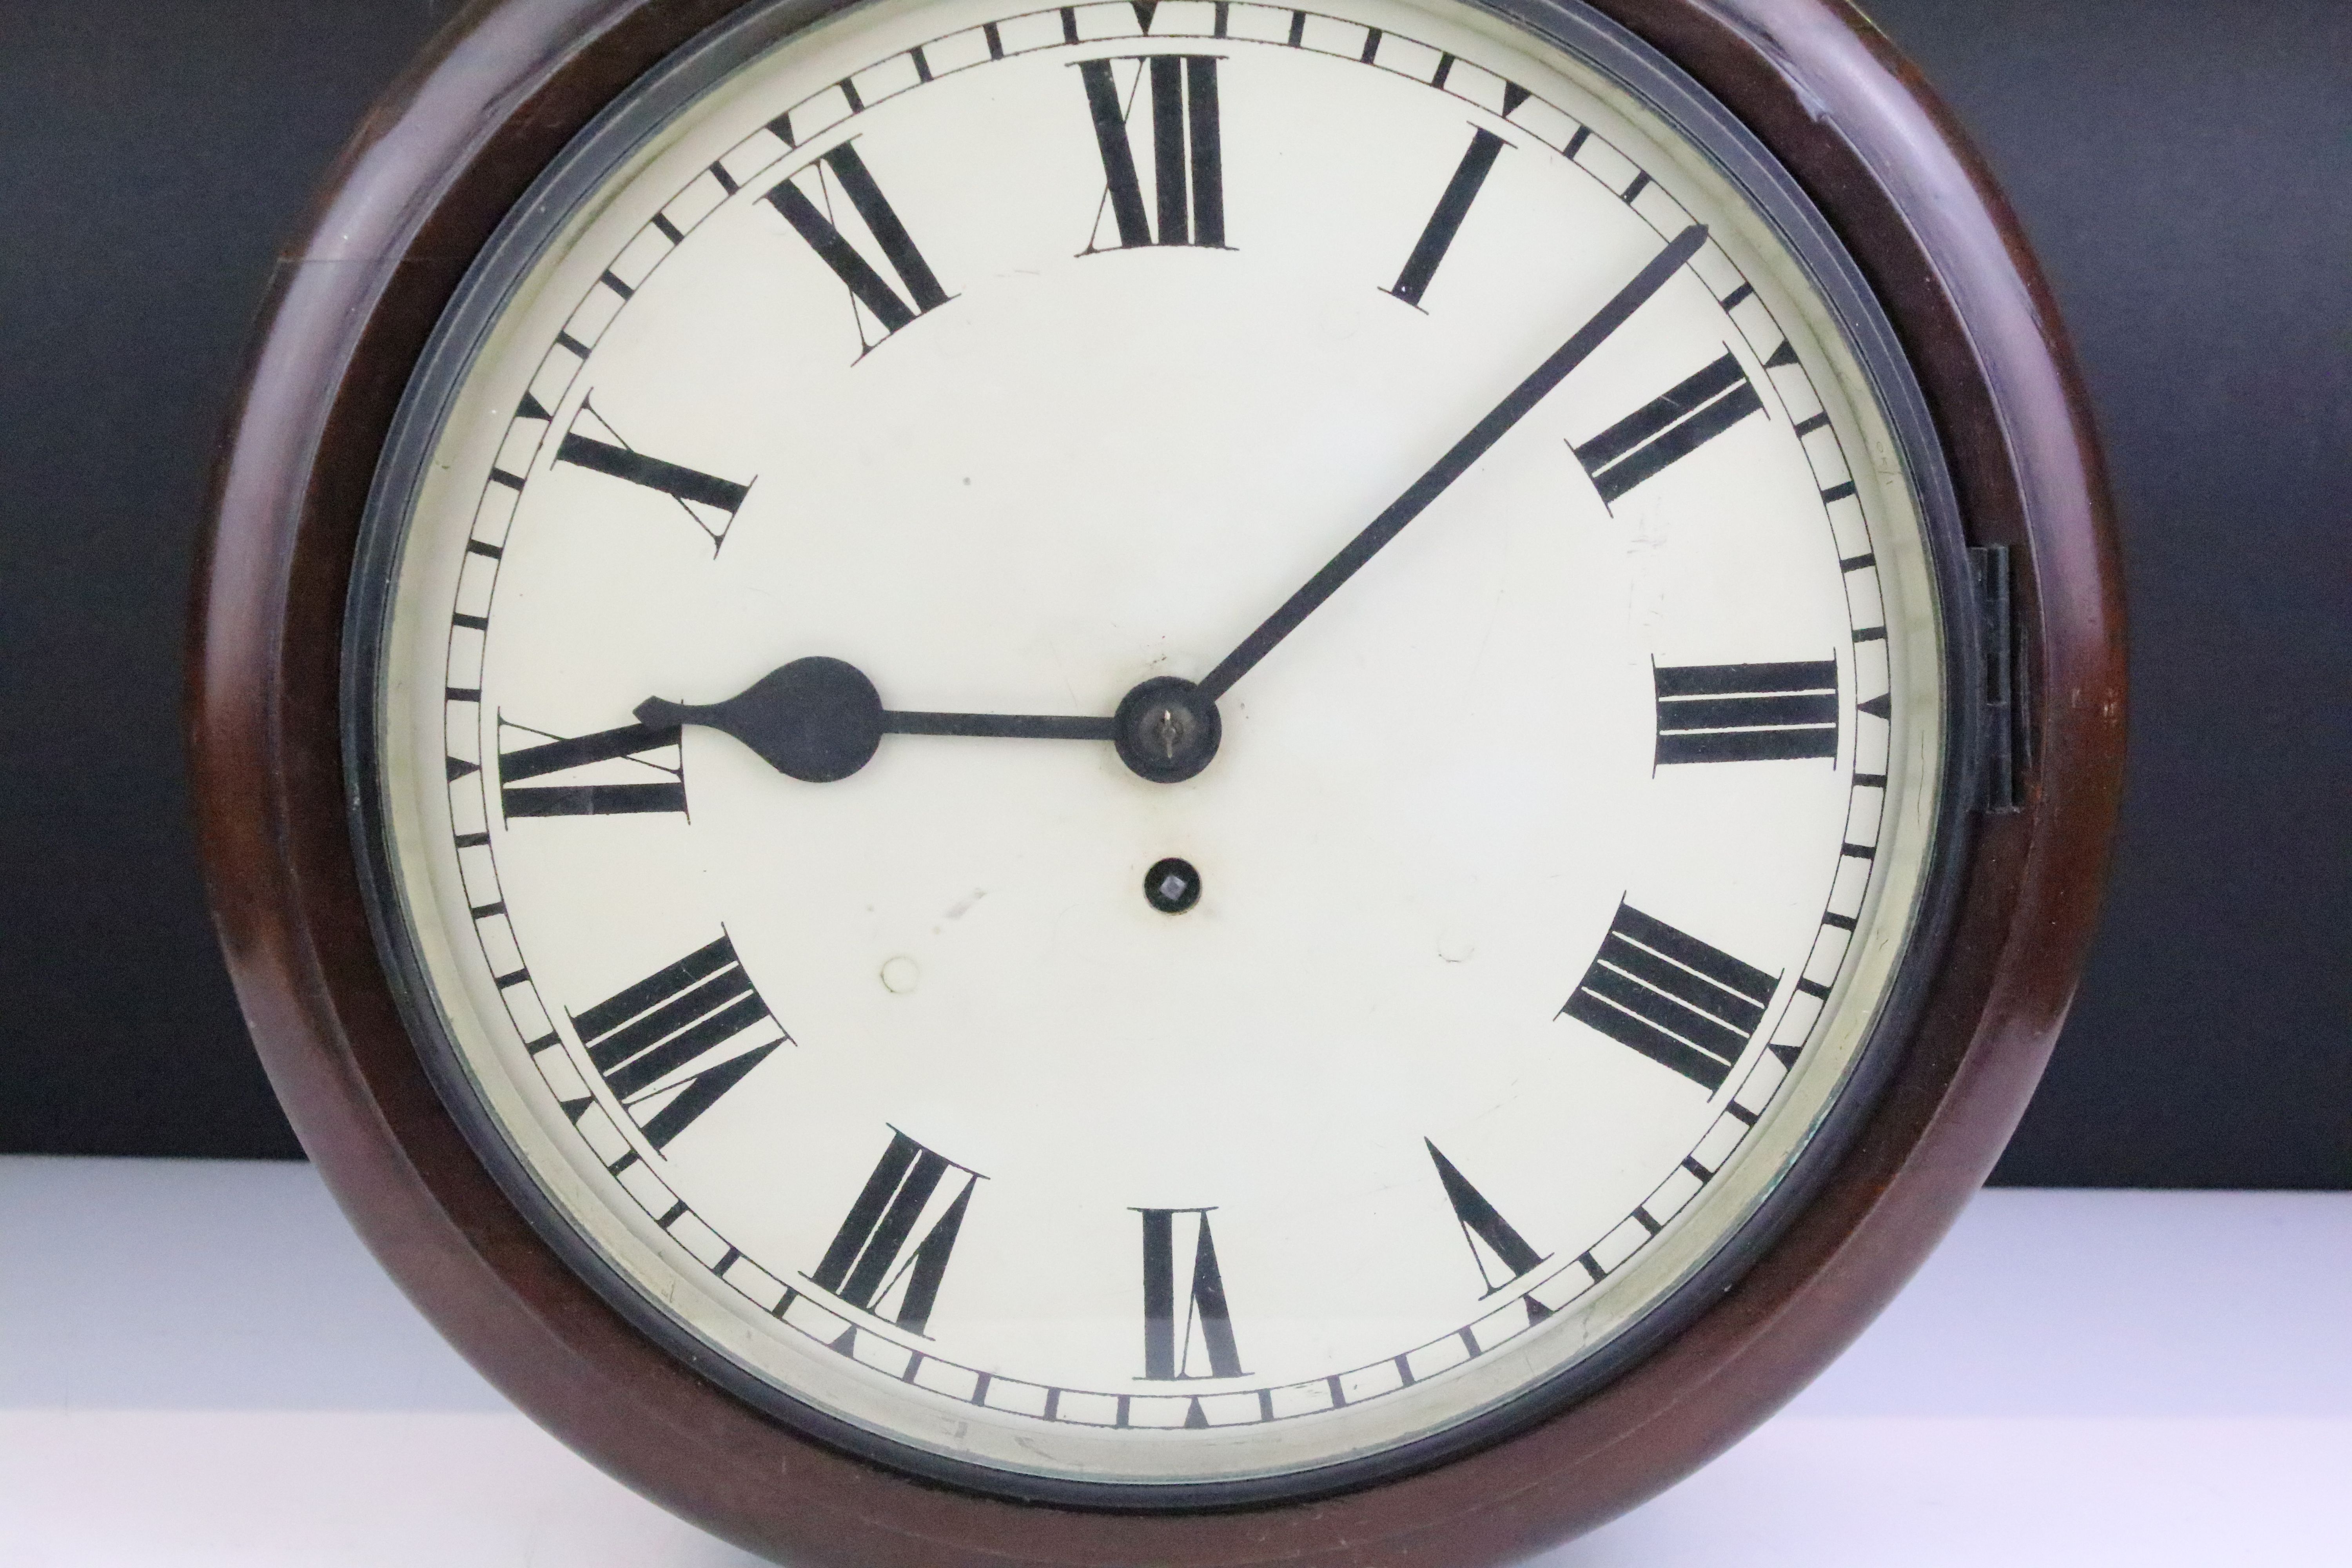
1078, 56, 1226, 250
570, 935, 786, 1149
808, 1130, 980, 1337
1572, 350, 1764, 503
1561, 903, 1777, 1093
1138, 1207, 1244, 1379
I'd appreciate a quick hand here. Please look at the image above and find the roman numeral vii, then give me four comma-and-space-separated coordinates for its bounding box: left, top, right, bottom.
1078, 56, 1226, 251
808, 1130, 980, 1337
569, 935, 786, 1149
1561, 903, 1777, 1093
1138, 1207, 1244, 1379
1572, 350, 1764, 503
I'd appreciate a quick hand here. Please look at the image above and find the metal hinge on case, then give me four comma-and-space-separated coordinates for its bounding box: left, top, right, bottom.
1971, 544, 2025, 813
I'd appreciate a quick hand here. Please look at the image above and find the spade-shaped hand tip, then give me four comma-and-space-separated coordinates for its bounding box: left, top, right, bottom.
639, 656, 883, 783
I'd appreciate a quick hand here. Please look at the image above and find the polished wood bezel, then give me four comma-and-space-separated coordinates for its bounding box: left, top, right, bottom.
189, 0, 2125, 1560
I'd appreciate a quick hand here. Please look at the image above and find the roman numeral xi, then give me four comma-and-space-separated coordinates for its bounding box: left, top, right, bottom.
768, 143, 950, 352
1078, 55, 1225, 251
569, 935, 787, 1150
808, 1130, 980, 1337
1654, 660, 1838, 766
1139, 1207, 1244, 1379
1572, 350, 1765, 504
497, 715, 684, 819
1561, 903, 1777, 1094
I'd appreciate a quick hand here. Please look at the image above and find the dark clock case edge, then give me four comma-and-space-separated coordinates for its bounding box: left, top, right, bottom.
187, 0, 2125, 1561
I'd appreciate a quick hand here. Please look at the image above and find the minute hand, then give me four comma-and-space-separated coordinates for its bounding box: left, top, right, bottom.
1194, 223, 1709, 703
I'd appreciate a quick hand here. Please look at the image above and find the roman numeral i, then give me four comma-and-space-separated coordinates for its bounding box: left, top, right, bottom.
1138, 1207, 1244, 1379
497, 716, 684, 818
1385, 127, 1507, 309
1654, 659, 1839, 765
1572, 350, 1765, 503
808, 1130, 980, 1337
569, 935, 786, 1149
1078, 55, 1226, 251
1561, 903, 1777, 1093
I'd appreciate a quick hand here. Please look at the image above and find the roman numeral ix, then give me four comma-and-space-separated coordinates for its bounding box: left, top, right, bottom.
1654, 659, 1838, 766
1385, 128, 1507, 308
1078, 55, 1225, 251
1426, 1140, 1546, 1296
768, 143, 950, 352
497, 715, 684, 818
1561, 903, 1777, 1093
1138, 1207, 1244, 1380
808, 1130, 980, 1337
1572, 350, 1765, 504
554, 399, 750, 549
570, 935, 787, 1149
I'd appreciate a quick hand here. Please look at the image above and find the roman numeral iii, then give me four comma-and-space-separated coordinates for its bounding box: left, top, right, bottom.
1138, 1207, 1245, 1379
1385, 127, 1507, 308
570, 935, 786, 1149
1572, 350, 1765, 503
808, 1130, 980, 1337
1561, 903, 1777, 1093
497, 716, 684, 818
1654, 659, 1838, 765
1426, 1140, 1546, 1294
555, 401, 750, 548
767, 143, 951, 350
1078, 55, 1225, 250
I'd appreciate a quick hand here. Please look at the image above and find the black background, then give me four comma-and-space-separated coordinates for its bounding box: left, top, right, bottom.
1, 0, 2344, 1184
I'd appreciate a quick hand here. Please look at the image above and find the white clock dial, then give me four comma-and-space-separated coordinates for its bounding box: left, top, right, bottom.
361, 0, 1953, 1494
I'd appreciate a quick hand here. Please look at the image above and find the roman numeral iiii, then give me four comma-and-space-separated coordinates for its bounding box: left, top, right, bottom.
808, 1130, 980, 1337
1078, 55, 1225, 250
570, 935, 786, 1149
1572, 350, 1764, 503
1654, 659, 1838, 765
1561, 903, 1777, 1093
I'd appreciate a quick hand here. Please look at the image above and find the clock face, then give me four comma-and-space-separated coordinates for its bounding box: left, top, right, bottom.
355, 0, 1958, 1499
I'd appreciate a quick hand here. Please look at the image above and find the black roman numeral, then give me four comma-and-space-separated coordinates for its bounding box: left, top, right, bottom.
767, 143, 950, 352
1426, 1140, 1545, 1294
497, 716, 684, 818
808, 1130, 980, 1337
570, 935, 786, 1149
1561, 903, 1777, 1093
1138, 1207, 1244, 1379
1572, 350, 1765, 503
1654, 660, 1839, 765
555, 400, 750, 549
1078, 55, 1225, 251
1385, 127, 1506, 308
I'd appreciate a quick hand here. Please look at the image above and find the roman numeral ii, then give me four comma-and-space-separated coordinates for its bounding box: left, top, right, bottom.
1078, 56, 1225, 250
1561, 903, 1777, 1093
1654, 660, 1838, 765
569, 935, 786, 1149
1138, 1207, 1244, 1379
808, 1130, 980, 1337
1572, 350, 1764, 503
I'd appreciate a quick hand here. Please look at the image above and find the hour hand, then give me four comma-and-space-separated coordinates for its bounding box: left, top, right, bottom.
637, 656, 1115, 783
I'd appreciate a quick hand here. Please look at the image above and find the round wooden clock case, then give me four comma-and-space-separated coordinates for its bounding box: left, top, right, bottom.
191, 0, 2123, 1561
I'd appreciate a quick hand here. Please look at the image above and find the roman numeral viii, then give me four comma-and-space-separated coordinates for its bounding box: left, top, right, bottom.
1561, 903, 1777, 1093
1138, 1207, 1244, 1379
768, 144, 950, 352
569, 935, 786, 1149
1572, 350, 1764, 503
1385, 128, 1507, 308
1078, 56, 1225, 251
497, 716, 684, 818
1426, 1140, 1545, 1294
1655, 660, 1838, 765
808, 1130, 980, 1337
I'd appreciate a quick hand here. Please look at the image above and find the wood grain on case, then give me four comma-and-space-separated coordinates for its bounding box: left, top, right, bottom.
188, 0, 2124, 1561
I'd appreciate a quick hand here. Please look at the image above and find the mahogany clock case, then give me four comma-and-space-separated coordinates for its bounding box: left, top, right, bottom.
188, 0, 2121, 1562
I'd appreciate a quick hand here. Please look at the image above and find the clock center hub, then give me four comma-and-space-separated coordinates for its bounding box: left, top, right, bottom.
1112, 677, 1221, 784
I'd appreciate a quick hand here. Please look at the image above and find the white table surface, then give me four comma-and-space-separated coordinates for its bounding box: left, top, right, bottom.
2, 1156, 2345, 1566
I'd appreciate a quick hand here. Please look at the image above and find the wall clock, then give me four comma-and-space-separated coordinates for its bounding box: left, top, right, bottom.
192, 0, 2123, 1559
